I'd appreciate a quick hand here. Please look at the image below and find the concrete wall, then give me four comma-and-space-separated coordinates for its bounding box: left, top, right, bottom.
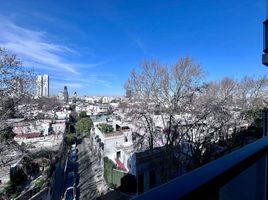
127, 154, 136, 176
135, 161, 162, 193
94, 125, 125, 156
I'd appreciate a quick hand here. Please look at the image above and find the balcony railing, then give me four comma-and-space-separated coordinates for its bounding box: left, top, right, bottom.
264, 20, 268, 53
132, 137, 268, 200
263, 20, 268, 66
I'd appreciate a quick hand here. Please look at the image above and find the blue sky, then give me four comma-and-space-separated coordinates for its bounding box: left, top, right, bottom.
0, 0, 266, 96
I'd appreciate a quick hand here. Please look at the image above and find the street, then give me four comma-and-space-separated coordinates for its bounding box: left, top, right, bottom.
77, 137, 108, 200
51, 158, 66, 200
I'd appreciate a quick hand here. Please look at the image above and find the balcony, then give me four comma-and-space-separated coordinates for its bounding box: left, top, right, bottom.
263, 20, 268, 66
132, 137, 268, 200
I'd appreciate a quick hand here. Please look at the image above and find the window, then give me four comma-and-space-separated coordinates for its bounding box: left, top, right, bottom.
116, 151, 121, 159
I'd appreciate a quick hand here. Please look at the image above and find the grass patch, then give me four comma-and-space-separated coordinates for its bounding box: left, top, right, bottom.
103, 157, 126, 189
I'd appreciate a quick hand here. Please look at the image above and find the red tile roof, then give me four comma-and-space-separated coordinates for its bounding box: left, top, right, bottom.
115, 158, 128, 172
15, 132, 42, 139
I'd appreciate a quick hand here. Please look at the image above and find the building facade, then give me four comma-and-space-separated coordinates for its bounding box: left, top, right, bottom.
36, 74, 49, 97
36, 75, 43, 97
63, 86, 69, 103
42, 74, 49, 97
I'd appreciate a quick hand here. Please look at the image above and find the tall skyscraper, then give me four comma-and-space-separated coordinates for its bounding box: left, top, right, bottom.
36, 74, 49, 97
63, 86, 69, 103
42, 74, 49, 97
36, 75, 43, 97
72, 92, 77, 103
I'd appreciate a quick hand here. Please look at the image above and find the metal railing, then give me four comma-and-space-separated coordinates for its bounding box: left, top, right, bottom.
263, 20, 268, 66
132, 137, 268, 200
264, 20, 268, 53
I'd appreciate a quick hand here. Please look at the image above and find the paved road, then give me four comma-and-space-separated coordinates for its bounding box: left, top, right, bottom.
77, 137, 108, 200
51, 159, 65, 200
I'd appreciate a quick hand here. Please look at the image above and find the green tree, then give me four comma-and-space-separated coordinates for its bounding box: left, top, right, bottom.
244, 108, 263, 128
69, 111, 78, 133
98, 123, 114, 133
78, 111, 90, 120
0, 98, 16, 119
65, 133, 76, 145
0, 126, 15, 140
76, 117, 93, 136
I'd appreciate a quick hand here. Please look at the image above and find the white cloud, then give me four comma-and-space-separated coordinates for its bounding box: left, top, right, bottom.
0, 16, 80, 74
0, 15, 116, 94
136, 38, 145, 50
135, 37, 154, 57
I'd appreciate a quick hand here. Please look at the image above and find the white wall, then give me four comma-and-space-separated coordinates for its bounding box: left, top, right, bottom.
94, 125, 125, 156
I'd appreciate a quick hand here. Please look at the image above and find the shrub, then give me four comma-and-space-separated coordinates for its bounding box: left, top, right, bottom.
98, 123, 114, 134
66, 133, 76, 145
103, 157, 126, 188
76, 118, 93, 136
34, 177, 46, 188
78, 111, 90, 120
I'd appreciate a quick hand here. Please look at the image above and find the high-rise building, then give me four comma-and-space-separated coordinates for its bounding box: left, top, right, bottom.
42, 74, 49, 97
36, 74, 49, 97
72, 92, 77, 103
36, 75, 43, 97
63, 86, 69, 103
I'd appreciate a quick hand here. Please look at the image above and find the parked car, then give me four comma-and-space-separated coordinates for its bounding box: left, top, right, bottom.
66, 161, 78, 173
69, 151, 77, 162
66, 172, 76, 189
64, 187, 76, 200
71, 143, 76, 150
71, 148, 77, 154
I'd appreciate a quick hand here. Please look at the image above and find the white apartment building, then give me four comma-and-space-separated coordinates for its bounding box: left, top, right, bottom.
42, 74, 49, 97
36, 74, 49, 97
36, 75, 43, 97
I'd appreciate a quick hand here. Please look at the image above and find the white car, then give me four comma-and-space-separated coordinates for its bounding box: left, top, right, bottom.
71, 143, 76, 148
64, 187, 76, 200
71, 143, 76, 151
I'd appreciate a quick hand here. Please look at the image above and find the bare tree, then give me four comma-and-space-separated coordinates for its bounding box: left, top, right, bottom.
124, 56, 268, 179
0, 47, 35, 124
125, 57, 204, 179
0, 47, 35, 167
176, 76, 268, 168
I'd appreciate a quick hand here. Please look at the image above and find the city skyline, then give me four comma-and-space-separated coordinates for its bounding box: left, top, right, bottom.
0, 0, 266, 96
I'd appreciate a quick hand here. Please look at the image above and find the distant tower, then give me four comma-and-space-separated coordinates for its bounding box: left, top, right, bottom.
36, 75, 43, 97
63, 86, 69, 103
73, 92, 77, 103
42, 74, 49, 97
